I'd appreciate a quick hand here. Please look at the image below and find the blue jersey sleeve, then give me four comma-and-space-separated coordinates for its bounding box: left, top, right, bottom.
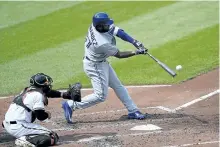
108, 25, 134, 44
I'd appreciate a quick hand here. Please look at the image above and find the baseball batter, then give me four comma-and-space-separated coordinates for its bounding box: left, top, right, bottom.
62, 12, 148, 124
2, 73, 76, 147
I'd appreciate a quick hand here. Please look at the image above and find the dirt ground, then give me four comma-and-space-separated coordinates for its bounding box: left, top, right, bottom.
0, 69, 219, 147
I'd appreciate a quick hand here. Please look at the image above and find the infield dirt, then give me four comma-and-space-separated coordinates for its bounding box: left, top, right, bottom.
0, 69, 219, 147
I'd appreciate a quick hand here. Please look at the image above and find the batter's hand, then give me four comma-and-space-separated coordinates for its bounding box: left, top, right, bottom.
135, 48, 147, 55
133, 40, 145, 50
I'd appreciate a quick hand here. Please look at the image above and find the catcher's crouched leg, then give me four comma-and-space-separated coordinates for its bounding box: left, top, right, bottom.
25, 131, 59, 147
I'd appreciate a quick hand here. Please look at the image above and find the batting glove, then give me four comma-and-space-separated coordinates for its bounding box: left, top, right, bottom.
133, 40, 145, 50
135, 48, 147, 55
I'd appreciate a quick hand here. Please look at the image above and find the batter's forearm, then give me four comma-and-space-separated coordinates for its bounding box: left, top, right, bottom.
114, 51, 136, 58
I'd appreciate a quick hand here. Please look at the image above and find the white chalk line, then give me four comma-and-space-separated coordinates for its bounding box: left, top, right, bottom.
59, 130, 162, 145
163, 140, 220, 147
80, 84, 171, 91
0, 84, 171, 100
72, 106, 173, 116
0, 96, 13, 100
47, 106, 172, 120
172, 89, 220, 113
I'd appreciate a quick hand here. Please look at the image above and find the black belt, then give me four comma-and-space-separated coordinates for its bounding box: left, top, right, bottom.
2, 121, 17, 128
9, 121, 17, 124
84, 56, 105, 63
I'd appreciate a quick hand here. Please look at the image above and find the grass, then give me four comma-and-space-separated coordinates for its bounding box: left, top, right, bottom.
0, 1, 174, 64
0, 1, 219, 96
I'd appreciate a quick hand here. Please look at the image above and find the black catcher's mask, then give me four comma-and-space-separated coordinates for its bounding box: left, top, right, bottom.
30, 73, 53, 93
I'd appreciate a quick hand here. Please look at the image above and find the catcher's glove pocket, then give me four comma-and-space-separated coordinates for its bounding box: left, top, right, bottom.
68, 82, 82, 102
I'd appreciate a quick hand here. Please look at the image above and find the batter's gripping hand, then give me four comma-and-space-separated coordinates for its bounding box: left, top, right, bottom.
67, 82, 82, 102
135, 48, 147, 55
133, 40, 146, 50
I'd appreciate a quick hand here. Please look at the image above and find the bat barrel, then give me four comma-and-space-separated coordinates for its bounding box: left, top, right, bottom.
146, 53, 177, 77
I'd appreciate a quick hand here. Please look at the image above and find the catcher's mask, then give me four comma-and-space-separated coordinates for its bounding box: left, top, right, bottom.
30, 73, 53, 93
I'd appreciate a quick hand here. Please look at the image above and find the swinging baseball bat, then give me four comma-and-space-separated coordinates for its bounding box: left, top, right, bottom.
146, 52, 177, 77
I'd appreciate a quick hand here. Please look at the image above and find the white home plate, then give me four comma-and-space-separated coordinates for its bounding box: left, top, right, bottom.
130, 124, 162, 131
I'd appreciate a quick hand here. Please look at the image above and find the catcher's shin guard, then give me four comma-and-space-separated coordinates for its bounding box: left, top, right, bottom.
24, 132, 59, 147
15, 136, 35, 147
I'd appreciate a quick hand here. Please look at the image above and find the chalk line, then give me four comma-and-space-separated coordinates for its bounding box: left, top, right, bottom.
0, 84, 171, 99
172, 89, 220, 112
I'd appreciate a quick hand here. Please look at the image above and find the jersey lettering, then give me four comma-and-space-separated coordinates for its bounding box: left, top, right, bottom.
85, 26, 98, 49
85, 36, 92, 48
89, 26, 98, 46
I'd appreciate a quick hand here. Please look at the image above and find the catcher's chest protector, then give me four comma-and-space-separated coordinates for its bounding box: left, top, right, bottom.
13, 87, 46, 112
13, 88, 31, 112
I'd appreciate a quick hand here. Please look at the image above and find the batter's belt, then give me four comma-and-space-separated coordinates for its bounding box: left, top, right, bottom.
84, 56, 106, 63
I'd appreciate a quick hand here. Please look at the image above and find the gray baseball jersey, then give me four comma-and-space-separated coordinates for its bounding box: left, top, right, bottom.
84, 24, 118, 62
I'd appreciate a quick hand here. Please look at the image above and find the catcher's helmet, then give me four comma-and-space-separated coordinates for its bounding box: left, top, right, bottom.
30, 73, 53, 93
92, 12, 114, 33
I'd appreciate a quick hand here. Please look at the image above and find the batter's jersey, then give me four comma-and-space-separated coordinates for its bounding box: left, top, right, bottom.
84, 24, 120, 62
4, 91, 45, 123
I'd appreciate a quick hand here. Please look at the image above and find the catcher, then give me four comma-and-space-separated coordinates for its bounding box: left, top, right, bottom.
2, 73, 81, 147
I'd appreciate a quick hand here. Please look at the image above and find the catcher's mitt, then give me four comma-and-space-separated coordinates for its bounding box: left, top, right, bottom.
67, 82, 82, 102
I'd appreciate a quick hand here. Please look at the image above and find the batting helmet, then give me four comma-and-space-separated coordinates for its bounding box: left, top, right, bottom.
30, 73, 53, 93
92, 12, 114, 33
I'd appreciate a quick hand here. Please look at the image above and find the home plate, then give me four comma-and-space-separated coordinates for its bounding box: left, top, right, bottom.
130, 124, 162, 131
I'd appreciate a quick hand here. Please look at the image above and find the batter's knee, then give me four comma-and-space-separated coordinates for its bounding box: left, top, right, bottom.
26, 131, 59, 147
95, 90, 108, 102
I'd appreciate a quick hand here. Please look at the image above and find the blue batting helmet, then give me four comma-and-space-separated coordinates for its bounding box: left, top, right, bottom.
92, 12, 113, 33
93, 12, 113, 27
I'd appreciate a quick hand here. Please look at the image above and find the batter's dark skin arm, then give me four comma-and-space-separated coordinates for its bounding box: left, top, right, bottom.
114, 51, 136, 59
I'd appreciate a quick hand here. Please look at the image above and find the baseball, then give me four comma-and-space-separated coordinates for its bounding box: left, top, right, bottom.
176, 65, 182, 70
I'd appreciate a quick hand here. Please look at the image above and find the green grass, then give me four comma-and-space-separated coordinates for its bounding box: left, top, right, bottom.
0, 1, 219, 96
0, 1, 81, 28
69, 24, 219, 88
0, 1, 174, 64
